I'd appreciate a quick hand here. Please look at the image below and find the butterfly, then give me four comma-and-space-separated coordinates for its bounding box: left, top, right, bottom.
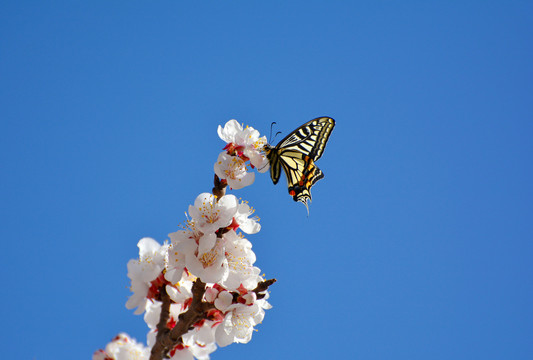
264, 116, 335, 213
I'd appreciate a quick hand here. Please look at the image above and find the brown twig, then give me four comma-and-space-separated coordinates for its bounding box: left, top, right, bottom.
253, 278, 277, 299
167, 279, 208, 343
148, 279, 208, 360
149, 287, 172, 360
212, 174, 227, 199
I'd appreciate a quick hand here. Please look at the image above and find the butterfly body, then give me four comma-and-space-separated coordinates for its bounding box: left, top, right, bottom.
265, 117, 335, 212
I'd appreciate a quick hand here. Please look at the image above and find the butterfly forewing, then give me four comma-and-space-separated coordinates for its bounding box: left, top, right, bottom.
276, 117, 334, 161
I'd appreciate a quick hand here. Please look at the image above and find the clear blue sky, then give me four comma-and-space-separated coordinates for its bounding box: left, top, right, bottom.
1, 1, 532, 359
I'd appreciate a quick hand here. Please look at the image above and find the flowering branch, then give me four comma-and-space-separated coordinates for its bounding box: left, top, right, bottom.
148, 174, 276, 358
95, 120, 275, 360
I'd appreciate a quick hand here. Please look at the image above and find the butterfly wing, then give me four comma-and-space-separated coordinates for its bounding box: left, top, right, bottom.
267, 117, 335, 209
275, 117, 335, 161
278, 150, 324, 201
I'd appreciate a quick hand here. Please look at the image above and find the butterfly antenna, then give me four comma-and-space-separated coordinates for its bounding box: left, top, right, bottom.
274, 131, 282, 141
269, 122, 277, 144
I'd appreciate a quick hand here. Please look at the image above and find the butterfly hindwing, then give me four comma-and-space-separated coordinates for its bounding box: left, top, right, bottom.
266, 117, 335, 210
285, 155, 324, 202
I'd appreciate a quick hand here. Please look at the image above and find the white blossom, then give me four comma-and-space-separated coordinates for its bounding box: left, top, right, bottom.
188, 193, 238, 234
234, 201, 261, 234
126, 238, 168, 315
217, 119, 243, 145
215, 302, 265, 347
214, 290, 234, 312
214, 152, 255, 189
93, 333, 150, 360
239, 126, 269, 171
169, 217, 230, 284
181, 235, 229, 284
167, 221, 201, 284
182, 325, 218, 360
168, 347, 194, 360
217, 119, 269, 175
219, 231, 261, 291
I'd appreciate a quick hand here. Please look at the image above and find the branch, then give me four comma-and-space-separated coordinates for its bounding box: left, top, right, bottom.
167, 279, 208, 343
149, 280, 208, 360
149, 287, 172, 360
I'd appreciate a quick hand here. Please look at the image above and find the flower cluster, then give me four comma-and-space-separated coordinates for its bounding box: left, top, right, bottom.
95, 119, 275, 360
214, 120, 269, 189
168, 192, 262, 288
95, 191, 271, 360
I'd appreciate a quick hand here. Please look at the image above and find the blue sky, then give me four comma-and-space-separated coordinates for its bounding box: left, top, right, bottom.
1, 1, 532, 359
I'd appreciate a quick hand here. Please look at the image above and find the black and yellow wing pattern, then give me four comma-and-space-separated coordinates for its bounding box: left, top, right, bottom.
265, 116, 335, 212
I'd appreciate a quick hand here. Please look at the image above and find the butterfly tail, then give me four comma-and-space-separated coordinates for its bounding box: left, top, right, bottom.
301, 197, 310, 216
